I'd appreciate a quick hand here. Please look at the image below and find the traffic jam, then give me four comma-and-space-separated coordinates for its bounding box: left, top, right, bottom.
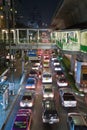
11, 49, 87, 130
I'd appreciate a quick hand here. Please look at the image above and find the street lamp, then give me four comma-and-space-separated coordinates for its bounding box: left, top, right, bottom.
0, 15, 4, 28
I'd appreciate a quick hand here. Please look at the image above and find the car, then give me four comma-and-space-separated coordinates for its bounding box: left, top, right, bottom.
42, 99, 59, 124
53, 59, 60, 66
57, 77, 68, 87
42, 72, 52, 83
43, 85, 54, 99
43, 54, 49, 59
43, 61, 49, 68
11, 109, 32, 130
20, 91, 34, 108
34, 60, 42, 67
43, 57, 50, 62
25, 77, 36, 90
31, 64, 39, 70
17, 108, 32, 114
54, 64, 62, 71
37, 49, 43, 57
59, 88, 77, 107
55, 70, 64, 78
29, 70, 38, 78
51, 51, 55, 56
51, 55, 57, 61
67, 112, 87, 130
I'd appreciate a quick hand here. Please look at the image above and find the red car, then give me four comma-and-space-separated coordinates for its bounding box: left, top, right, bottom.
11, 109, 32, 130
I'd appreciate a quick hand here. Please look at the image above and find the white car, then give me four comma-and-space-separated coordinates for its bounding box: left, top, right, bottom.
53, 59, 60, 66
32, 64, 39, 70
42, 72, 52, 83
20, 91, 34, 108
57, 77, 68, 87
54, 65, 62, 71
35, 62, 41, 67
51, 55, 57, 61
43, 85, 54, 99
43, 57, 50, 62
59, 88, 77, 107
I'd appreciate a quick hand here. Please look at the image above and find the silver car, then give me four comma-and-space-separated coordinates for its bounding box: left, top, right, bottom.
20, 91, 34, 108
59, 88, 77, 107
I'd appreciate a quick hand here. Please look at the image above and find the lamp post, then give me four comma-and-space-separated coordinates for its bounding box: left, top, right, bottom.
0, 15, 4, 28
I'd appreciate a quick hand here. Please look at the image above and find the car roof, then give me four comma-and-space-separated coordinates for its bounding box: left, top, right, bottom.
59, 88, 72, 93
63, 93, 74, 96
29, 69, 37, 73
18, 109, 31, 114
27, 78, 35, 80
43, 84, 52, 88
43, 72, 52, 75
43, 99, 55, 106
24, 91, 33, 95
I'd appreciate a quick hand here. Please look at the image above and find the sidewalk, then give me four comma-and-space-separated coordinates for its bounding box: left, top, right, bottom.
0, 60, 26, 130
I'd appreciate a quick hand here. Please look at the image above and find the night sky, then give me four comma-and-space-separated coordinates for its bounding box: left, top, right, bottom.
16, 0, 60, 27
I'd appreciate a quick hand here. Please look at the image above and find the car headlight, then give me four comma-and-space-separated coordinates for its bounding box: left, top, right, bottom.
26, 85, 30, 89
27, 102, 33, 107
43, 94, 48, 98
32, 85, 35, 88
50, 94, 54, 98
20, 102, 25, 107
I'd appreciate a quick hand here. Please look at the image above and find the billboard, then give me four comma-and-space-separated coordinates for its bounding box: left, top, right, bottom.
28, 49, 38, 60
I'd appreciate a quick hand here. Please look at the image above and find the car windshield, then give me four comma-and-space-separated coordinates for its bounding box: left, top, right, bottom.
75, 125, 87, 130
33, 65, 38, 67
55, 65, 61, 67
44, 101, 55, 109
43, 74, 51, 78
22, 95, 32, 100
27, 79, 34, 84
45, 89, 52, 92
44, 109, 58, 115
63, 93, 75, 100
56, 71, 63, 75
54, 60, 59, 62
59, 78, 66, 82
30, 70, 37, 74
14, 121, 27, 128
44, 62, 49, 64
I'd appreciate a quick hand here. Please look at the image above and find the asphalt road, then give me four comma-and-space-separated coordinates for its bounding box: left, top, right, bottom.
3, 59, 87, 130
4, 75, 87, 130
